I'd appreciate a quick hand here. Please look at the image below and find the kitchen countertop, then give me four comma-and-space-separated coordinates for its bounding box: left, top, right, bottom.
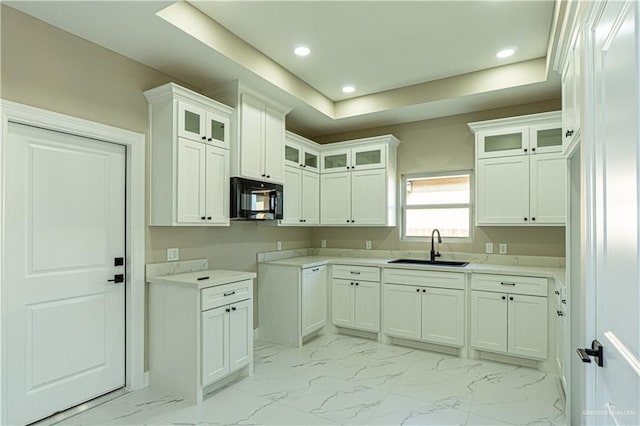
261, 255, 565, 284
147, 269, 257, 290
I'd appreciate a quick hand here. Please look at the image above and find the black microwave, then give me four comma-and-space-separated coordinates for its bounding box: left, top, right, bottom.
230, 177, 283, 220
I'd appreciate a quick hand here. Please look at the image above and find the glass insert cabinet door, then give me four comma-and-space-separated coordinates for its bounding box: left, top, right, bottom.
178, 101, 206, 142
304, 150, 319, 172
352, 145, 386, 170
530, 124, 562, 154
206, 111, 229, 149
284, 144, 301, 166
321, 150, 351, 173
477, 126, 529, 158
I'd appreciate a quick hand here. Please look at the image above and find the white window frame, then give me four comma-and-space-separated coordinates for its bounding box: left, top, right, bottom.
401, 170, 474, 242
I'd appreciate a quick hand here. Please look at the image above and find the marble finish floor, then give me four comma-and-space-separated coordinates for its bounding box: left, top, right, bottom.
42, 334, 566, 425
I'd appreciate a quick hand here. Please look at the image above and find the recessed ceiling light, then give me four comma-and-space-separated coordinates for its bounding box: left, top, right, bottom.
496, 48, 515, 59
294, 46, 311, 57
342, 85, 355, 94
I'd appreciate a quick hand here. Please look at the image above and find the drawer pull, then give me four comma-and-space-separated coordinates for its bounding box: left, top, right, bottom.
350, 271, 361, 275
312, 268, 320, 272
197, 276, 210, 281
223, 291, 236, 297
500, 282, 516, 286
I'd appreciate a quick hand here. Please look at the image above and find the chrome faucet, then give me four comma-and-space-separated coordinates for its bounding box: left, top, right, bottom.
430, 229, 442, 261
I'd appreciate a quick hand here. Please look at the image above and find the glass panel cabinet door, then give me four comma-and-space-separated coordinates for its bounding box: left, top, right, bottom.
284, 144, 301, 167
178, 101, 206, 142
352, 145, 386, 170
304, 150, 319, 172
477, 127, 529, 158
321, 150, 350, 173
530, 124, 562, 154
205, 111, 230, 150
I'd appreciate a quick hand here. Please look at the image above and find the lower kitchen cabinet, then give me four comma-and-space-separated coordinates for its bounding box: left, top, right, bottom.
470, 273, 548, 360
382, 269, 465, 348
148, 271, 255, 403
258, 262, 328, 346
201, 298, 251, 386
331, 264, 381, 332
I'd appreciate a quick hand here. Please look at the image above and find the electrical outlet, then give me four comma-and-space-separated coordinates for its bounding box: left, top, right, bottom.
366, 240, 372, 250
485, 243, 494, 254
167, 248, 179, 261
321, 239, 327, 248
277, 241, 282, 251
499, 243, 508, 254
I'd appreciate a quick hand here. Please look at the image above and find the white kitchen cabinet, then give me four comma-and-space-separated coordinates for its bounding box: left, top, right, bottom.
331, 265, 380, 333
148, 270, 255, 403
258, 263, 328, 346
281, 166, 319, 225
201, 298, 251, 386
470, 112, 565, 226
319, 135, 398, 227
206, 83, 291, 185
177, 101, 230, 149
383, 269, 465, 347
470, 273, 548, 360
302, 266, 328, 336
561, 28, 581, 148
144, 83, 233, 227
284, 131, 320, 173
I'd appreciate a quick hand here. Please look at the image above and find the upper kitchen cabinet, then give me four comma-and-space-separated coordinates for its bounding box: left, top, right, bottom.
469, 111, 566, 226
474, 111, 563, 158
281, 132, 320, 226
320, 135, 399, 227
144, 83, 232, 227
206, 82, 291, 185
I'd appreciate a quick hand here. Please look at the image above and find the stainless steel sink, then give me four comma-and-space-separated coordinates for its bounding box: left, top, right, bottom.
388, 258, 469, 267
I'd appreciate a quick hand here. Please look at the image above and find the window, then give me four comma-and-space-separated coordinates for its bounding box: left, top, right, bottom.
402, 171, 472, 239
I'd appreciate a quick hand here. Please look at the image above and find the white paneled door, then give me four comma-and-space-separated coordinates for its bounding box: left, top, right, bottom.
587, 0, 640, 423
4, 123, 126, 425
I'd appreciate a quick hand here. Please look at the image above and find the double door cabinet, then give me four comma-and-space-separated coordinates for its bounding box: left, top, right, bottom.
331, 265, 380, 332
469, 112, 566, 226
470, 274, 548, 360
382, 269, 465, 348
144, 83, 233, 226
282, 132, 320, 225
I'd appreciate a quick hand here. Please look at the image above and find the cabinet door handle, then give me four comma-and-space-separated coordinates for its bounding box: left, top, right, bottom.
207, 216, 212, 220
565, 129, 574, 138
500, 282, 516, 286
555, 290, 560, 295
232, 306, 237, 311
267, 175, 271, 178
207, 138, 212, 142
557, 310, 564, 317
201, 136, 207, 140
350, 271, 360, 275
223, 291, 236, 297
201, 216, 206, 220
225, 308, 230, 312
312, 268, 319, 272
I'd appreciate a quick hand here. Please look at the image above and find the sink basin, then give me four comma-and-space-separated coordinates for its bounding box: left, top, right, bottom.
388, 258, 469, 267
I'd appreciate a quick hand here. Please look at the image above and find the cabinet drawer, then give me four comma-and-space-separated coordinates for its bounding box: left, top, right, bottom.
332, 264, 380, 282
471, 273, 547, 297
201, 279, 252, 311
383, 268, 465, 290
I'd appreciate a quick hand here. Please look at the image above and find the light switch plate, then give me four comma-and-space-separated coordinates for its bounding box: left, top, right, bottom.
277, 241, 282, 251
321, 239, 327, 248
485, 243, 494, 254
366, 240, 372, 250
167, 248, 179, 261
499, 243, 508, 254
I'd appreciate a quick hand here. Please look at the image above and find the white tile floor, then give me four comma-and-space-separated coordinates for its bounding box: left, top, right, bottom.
45, 333, 566, 425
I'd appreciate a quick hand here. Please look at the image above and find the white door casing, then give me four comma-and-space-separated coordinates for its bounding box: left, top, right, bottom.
5, 123, 126, 425
0, 100, 146, 425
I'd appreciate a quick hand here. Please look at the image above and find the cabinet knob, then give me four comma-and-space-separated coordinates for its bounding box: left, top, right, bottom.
355, 282, 359, 286
416, 288, 420, 292
303, 219, 306, 222
351, 220, 355, 223
207, 216, 212, 220
532, 147, 536, 152
303, 165, 307, 168
557, 310, 564, 317
555, 290, 560, 295
267, 175, 271, 178
565, 129, 574, 138
346, 166, 349, 170
510, 296, 514, 301
208, 138, 212, 142
232, 307, 236, 311
347, 220, 350, 223
531, 217, 536, 221
300, 219, 303, 223
422, 289, 426, 292
524, 217, 528, 221
524, 148, 528, 153
201, 216, 206, 220
261, 174, 266, 177
225, 308, 230, 312
201, 136, 206, 140
351, 282, 354, 285
502, 296, 506, 300
300, 164, 304, 167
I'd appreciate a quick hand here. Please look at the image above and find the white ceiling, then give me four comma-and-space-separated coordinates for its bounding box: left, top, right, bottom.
5, 1, 562, 138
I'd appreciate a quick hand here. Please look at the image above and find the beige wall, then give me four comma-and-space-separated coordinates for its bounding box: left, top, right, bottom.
313, 100, 565, 257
